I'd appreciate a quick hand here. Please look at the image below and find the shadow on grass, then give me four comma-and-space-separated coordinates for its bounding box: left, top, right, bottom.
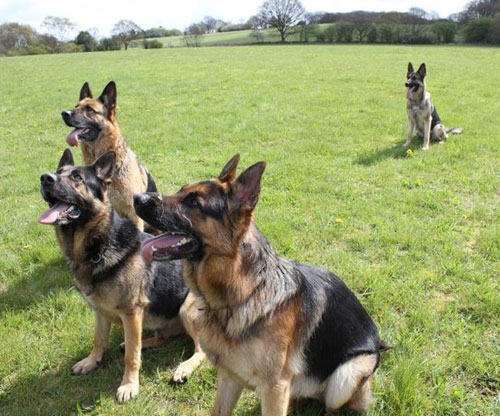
240, 399, 359, 416
0, 331, 195, 416
355, 141, 415, 166
0, 257, 71, 317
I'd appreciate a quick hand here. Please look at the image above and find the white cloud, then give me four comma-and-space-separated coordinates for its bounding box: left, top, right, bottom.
0, 0, 467, 38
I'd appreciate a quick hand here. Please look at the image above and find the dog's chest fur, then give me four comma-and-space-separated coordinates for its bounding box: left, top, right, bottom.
407, 91, 432, 134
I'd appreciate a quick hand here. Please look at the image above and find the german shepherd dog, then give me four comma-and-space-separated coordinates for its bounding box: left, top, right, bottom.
61, 81, 156, 231
38, 149, 205, 403
134, 154, 389, 415
405, 62, 463, 150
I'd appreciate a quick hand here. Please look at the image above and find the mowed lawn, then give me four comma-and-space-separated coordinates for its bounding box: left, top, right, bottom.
0, 45, 499, 416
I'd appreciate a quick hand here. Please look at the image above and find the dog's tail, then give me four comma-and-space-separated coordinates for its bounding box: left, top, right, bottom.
379, 340, 393, 352
446, 127, 464, 135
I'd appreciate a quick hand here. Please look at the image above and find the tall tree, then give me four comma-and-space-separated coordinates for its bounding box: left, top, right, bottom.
0, 23, 37, 54
111, 20, 143, 50
41, 16, 77, 41
257, 0, 305, 42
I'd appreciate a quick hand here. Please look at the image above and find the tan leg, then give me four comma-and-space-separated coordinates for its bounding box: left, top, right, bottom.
404, 117, 414, 147
422, 116, 432, 150
173, 293, 206, 383
260, 378, 292, 416
116, 310, 143, 403
211, 370, 243, 416
72, 311, 111, 374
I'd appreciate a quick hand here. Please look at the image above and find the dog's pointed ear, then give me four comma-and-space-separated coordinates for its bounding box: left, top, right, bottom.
407, 62, 414, 78
231, 161, 266, 212
219, 153, 240, 183
79, 82, 93, 101
93, 151, 116, 182
98, 81, 117, 117
57, 148, 75, 170
417, 63, 426, 79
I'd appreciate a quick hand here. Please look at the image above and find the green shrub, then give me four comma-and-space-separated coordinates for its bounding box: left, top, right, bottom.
464, 17, 492, 43
142, 39, 163, 49
431, 22, 458, 43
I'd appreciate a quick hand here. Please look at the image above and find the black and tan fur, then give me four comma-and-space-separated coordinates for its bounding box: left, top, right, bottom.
38, 149, 204, 403
405, 62, 463, 150
134, 154, 389, 415
62, 81, 156, 231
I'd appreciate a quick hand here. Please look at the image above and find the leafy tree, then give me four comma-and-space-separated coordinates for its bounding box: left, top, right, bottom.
489, 13, 500, 43
75, 31, 97, 51
431, 22, 458, 43
111, 20, 143, 50
0, 23, 37, 54
353, 21, 371, 41
41, 16, 77, 41
97, 37, 122, 51
367, 25, 378, 43
257, 0, 305, 42
464, 17, 493, 42
335, 21, 354, 42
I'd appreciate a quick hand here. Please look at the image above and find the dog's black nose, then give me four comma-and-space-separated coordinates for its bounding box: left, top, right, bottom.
134, 193, 154, 208
40, 173, 57, 184
61, 110, 72, 120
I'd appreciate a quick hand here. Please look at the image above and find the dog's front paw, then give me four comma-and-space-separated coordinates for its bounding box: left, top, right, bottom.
172, 361, 194, 384
72, 355, 100, 374
422, 146, 429, 151
116, 382, 139, 403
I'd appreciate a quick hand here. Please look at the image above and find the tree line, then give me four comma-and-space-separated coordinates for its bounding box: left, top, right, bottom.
2, 0, 500, 56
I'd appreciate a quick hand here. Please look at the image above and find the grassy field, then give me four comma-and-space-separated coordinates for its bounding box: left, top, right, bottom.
0, 44, 499, 415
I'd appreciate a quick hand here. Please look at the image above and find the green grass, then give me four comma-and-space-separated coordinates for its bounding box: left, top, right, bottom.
1, 44, 500, 415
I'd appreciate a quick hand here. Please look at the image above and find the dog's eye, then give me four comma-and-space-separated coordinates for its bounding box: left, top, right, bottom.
183, 192, 201, 208
85, 105, 94, 113
71, 173, 82, 181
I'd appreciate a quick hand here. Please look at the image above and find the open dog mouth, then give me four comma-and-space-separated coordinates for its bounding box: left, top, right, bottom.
66, 127, 97, 147
38, 200, 82, 225
141, 232, 199, 263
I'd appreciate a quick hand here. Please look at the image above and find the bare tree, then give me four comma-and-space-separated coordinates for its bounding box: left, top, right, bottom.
183, 24, 206, 47
111, 20, 143, 50
257, 0, 305, 42
41, 16, 77, 41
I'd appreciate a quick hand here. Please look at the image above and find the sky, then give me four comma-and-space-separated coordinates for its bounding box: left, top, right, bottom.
0, 0, 468, 39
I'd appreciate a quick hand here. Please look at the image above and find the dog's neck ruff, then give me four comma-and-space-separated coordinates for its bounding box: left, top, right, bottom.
192, 224, 301, 340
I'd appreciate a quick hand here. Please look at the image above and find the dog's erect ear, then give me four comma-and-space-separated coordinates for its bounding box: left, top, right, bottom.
407, 62, 414, 78
231, 161, 266, 212
79, 82, 93, 101
57, 148, 75, 170
93, 151, 116, 182
417, 63, 426, 79
219, 154, 240, 183
98, 81, 117, 116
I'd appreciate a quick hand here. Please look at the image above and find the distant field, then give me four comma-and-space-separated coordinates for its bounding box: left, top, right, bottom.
145, 26, 321, 47
1, 45, 500, 416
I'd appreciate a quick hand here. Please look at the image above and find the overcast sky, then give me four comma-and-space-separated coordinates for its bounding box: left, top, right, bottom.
0, 0, 467, 38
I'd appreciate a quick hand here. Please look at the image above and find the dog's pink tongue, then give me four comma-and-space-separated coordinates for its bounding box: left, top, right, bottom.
141, 234, 185, 263
38, 201, 70, 225
66, 129, 83, 146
